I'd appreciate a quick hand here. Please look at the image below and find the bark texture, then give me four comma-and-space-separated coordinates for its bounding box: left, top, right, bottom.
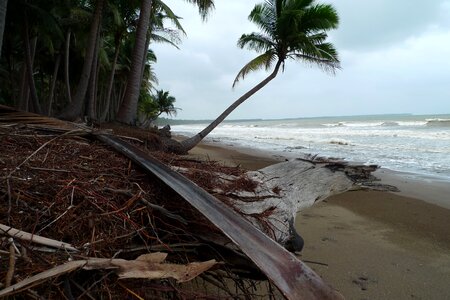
175, 157, 390, 247
116, 0, 153, 124
0, 0, 7, 58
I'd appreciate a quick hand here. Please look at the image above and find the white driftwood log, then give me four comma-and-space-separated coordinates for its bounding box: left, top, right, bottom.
175, 157, 391, 251
220, 158, 384, 248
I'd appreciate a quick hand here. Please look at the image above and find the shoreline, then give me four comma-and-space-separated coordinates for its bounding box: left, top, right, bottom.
184, 136, 450, 207
184, 138, 450, 299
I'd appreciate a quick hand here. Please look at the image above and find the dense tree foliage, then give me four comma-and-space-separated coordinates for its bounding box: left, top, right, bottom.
138, 89, 178, 127
0, 0, 213, 123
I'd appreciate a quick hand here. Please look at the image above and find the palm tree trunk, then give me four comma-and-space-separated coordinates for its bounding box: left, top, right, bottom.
87, 30, 100, 120
100, 34, 121, 121
64, 30, 72, 104
47, 54, 61, 116
18, 37, 36, 111
139, 31, 151, 86
0, 0, 7, 58
23, 16, 41, 114
116, 0, 153, 124
18, 63, 28, 110
180, 60, 282, 152
58, 0, 104, 121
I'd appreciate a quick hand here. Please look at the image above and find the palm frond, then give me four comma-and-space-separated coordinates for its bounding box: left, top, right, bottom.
151, 29, 181, 49
237, 33, 275, 53
183, 0, 215, 21
300, 4, 339, 33
249, 2, 277, 37
232, 51, 277, 87
98, 46, 110, 69
290, 41, 340, 74
106, 1, 124, 28
154, 0, 186, 34
146, 49, 158, 64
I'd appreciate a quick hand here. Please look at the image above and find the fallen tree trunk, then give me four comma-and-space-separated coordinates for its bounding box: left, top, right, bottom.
233, 159, 382, 246
175, 156, 395, 250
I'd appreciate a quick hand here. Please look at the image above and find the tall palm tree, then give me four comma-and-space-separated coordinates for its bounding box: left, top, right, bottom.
179, 0, 340, 152
116, 0, 153, 124
59, 0, 105, 120
0, 0, 7, 58
117, 0, 214, 124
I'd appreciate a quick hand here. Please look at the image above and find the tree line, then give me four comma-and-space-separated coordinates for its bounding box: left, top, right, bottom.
0, 0, 212, 124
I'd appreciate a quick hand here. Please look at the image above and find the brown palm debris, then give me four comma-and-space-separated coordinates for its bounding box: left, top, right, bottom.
0, 253, 217, 298
0, 124, 275, 299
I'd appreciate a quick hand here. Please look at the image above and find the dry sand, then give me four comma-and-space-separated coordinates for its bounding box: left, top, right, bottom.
186, 140, 450, 299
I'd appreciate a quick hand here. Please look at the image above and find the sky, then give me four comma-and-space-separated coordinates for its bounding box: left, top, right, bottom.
152, 0, 450, 120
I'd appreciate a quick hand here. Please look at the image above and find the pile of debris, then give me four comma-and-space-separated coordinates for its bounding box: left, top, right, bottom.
0, 121, 281, 298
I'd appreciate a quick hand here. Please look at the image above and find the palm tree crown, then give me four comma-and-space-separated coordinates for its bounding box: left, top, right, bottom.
233, 0, 340, 87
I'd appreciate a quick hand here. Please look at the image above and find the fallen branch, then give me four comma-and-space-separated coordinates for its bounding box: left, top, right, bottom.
0, 252, 217, 298
5, 239, 16, 287
0, 224, 78, 252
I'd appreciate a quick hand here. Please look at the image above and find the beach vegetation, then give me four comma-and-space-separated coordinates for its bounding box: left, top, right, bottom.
138, 89, 179, 127
179, 0, 340, 152
0, 0, 212, 122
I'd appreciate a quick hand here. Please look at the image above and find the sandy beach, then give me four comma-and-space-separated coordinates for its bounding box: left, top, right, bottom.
186, 140, 450, 299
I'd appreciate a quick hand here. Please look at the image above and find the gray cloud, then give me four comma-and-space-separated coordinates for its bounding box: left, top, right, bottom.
332, 0, 445, 50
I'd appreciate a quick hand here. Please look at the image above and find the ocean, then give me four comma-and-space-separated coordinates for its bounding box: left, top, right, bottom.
171, 114, 450, 181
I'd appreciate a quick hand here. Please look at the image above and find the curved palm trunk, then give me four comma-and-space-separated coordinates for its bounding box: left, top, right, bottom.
47, 54, 61, 116
100, 34, 121, 122
87, 30, 100, 120
180, 60, 282, 152
116, 0, 153, 124
58, 0, 104, 121
0, 0, 7, 58
64, 30, 72, 104
139, 31, 151, 86
23, 16, 41, 114
18, 36, 37, 111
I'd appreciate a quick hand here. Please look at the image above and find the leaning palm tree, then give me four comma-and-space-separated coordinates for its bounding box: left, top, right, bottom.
179, 0, 340, 152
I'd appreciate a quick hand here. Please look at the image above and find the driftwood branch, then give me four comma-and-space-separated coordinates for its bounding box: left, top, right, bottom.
0, 224, 78, 252
5, 239, 16, 287
225, 158, 388, 246
0, 252, 217, 298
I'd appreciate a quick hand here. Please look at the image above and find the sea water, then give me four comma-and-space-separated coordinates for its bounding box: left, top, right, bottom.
171, 114, 450, 181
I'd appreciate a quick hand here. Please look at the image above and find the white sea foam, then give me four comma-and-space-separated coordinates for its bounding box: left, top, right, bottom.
172, 114, 450, 180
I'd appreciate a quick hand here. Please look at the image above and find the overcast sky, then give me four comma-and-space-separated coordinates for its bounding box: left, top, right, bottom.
152, 0, 450, 120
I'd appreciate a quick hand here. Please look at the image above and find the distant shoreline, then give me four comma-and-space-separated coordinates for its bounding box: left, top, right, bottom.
158, 112, 450, 126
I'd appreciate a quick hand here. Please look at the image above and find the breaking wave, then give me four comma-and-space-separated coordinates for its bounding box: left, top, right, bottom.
426, 119, 450, 127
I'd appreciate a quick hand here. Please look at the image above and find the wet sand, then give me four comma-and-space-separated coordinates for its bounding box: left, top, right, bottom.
186, 139, 450, 299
